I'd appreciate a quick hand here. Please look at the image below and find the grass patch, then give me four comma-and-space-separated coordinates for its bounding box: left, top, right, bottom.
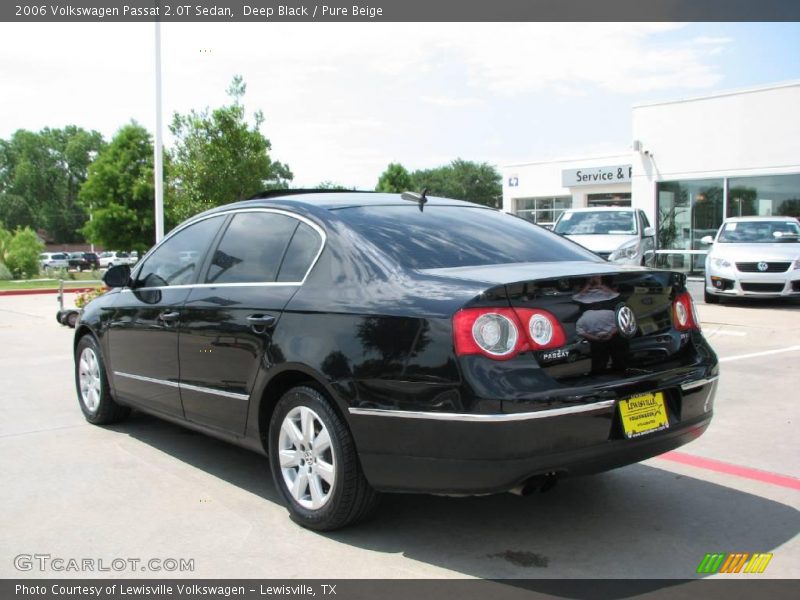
0, 279, 103, 291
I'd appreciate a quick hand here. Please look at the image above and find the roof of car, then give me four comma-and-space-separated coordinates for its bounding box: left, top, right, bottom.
723, 216, 798, 222
562, 207, 636, 212
205, 191, 485, 213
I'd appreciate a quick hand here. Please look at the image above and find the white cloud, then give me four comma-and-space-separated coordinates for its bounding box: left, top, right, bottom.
420, 95, 483, 108
0, 22, 738, 187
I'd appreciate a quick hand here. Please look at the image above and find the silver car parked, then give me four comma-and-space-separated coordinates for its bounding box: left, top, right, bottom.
702, 217, 800, 303
553, 208, 656, 266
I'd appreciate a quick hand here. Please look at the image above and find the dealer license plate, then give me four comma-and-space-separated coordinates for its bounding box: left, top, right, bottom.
618, 392, 669, 439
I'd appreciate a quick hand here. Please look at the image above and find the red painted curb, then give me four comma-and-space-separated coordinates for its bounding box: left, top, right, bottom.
658, 451, 800, 491
0, 287, 100, 297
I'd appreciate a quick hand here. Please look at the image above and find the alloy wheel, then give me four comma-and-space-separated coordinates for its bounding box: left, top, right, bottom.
278, 406, 336, 510
78, 347, 102, 414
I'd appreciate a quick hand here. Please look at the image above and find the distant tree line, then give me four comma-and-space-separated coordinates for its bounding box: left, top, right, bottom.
375, 159, 502, 207
0, 74, 502, 259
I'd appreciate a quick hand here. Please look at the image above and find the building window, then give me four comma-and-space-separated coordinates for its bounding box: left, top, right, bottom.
586, 193, 632, 207
514, 196, 572, 227
727, 174, 800, 218
656, 179, 723, 274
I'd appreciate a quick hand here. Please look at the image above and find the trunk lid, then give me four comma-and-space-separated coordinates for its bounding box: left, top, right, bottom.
422, 261, 689, 383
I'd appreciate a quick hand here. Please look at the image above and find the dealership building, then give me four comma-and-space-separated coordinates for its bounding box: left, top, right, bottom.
502, 81, 800, 273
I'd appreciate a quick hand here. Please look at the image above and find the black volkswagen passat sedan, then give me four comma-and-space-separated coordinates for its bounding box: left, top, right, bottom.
74, 192, 718, 530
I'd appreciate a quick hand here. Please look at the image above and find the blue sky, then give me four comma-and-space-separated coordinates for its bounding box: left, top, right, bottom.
1, 22, 798, 188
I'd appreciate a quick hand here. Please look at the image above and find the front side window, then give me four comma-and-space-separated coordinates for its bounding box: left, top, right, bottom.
135, 216, 225, 288
206, 212, 299, 284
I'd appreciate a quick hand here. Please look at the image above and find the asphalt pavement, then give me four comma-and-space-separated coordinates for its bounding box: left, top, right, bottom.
0, 291, 797, 579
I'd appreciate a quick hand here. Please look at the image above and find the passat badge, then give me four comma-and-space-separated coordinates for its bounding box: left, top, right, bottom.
616, 305, 637, 338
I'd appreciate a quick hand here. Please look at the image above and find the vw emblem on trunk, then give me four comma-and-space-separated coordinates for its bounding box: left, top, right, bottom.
616, 305, 637, 338
757, 261, 769, 272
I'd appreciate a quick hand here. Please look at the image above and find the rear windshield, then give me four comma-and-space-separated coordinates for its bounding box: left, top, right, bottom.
554, 210, 637, 235
334, 205, 599, 269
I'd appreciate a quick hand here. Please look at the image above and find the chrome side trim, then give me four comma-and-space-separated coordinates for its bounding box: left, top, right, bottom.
179, 382, 249, 401
120, 281, 302, 292
348, 400, 616, 422
115, 371, 180, 388
114, 371, 249, 401
680, 376, 719, 391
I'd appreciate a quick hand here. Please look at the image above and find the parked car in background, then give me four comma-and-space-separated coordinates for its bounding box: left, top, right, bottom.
98, 251, 135, 268
553, 208, 656, 266
702, 216, 800, 303
83, 252, 101, 269
74, 191, 718, 530
39, 252, 69, 270
68, 252, 100, 271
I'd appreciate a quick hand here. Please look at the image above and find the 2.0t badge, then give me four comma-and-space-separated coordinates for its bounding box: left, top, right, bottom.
616, 304, 638, 338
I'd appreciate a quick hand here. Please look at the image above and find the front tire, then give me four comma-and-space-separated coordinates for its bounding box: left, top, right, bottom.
75, 335, 130, 424
268, 386, 379, 531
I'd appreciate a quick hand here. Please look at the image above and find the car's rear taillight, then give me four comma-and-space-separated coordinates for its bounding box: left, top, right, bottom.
673, 291, 700, 331
513, 308, 567, 350
453, 307, 567, 360
453, 308, 525, 360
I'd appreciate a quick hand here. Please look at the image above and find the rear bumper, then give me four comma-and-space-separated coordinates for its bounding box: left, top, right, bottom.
351, 378, 717, 494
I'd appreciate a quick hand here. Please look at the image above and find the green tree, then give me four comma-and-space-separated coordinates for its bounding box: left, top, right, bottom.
316, 181, 354, 191
78, 123, 156, 253
167, 75, 293, 223
5, 227, 43, 278
411, 159, 501, 207
0, 223, 11, 265
375, 163, 412, 193
0, 127, 104, 242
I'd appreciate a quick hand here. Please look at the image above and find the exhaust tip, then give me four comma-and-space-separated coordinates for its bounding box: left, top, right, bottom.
509, 472, 560, 496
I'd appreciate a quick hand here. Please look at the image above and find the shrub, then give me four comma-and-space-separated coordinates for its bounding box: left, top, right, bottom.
75, 287, 106, 308
5, 227, 44, 279
0, 262, 12, 281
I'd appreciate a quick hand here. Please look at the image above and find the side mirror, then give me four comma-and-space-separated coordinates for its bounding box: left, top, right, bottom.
700, 235, 714, 245
644, 226, 655, 237
103, 264, 131, 288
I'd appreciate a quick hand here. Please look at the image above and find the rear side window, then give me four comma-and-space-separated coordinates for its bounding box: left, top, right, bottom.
277, 222, 322, 282
206, 212, 298, 284
335, 205, 599, 269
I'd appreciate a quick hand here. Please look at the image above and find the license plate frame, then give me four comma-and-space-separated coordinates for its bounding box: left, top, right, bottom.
618, 391, 669, 439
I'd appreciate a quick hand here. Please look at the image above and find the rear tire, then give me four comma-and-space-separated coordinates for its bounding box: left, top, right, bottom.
75, 335, 130, 424
268, 386, 379, 531
704, 288, 720, 304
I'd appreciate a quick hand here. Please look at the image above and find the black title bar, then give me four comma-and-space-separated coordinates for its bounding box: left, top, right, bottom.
3, 0, 800, 22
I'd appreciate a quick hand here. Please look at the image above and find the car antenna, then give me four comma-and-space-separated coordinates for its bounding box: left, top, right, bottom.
401, 188, 428, 212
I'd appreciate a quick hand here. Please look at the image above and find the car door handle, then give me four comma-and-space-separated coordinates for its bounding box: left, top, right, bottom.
247, 314, 277, 331
158, 311, 180, 323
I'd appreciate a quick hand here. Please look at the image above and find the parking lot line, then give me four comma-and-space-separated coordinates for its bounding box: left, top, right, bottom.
719, 345, 800, 363
658, 451, 800, 491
